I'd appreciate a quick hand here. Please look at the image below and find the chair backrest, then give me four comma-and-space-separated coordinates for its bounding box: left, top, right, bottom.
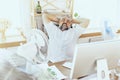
17, 29, 48, 64
0, 19, 10, 30
0, 19, 10, 40
30, 29, 48, 47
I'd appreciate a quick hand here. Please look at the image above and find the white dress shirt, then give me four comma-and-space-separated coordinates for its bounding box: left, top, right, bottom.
44, 22, 85, 62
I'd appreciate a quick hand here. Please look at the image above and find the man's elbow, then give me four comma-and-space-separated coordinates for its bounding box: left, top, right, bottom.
80, 19, 90, 28
85, 19, 90, 27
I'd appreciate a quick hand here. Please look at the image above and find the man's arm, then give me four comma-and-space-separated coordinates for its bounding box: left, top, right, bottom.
42, 13, 90, 28
72, 18, 90, 28
42, 13, 58, 24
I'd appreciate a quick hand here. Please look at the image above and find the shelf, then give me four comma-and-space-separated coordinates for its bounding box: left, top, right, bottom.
34, 13, 42, 17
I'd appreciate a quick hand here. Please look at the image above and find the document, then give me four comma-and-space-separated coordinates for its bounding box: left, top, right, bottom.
49, 66, 66, 80
32, 64, 66, 80
62, 62, 72, 69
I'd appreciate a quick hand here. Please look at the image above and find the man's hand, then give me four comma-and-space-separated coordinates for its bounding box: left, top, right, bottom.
58, 17, 72, 28
72, 18, 90, 28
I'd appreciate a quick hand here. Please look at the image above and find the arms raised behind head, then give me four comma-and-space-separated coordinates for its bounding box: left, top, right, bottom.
72, 18, 90, 28
42, 13, 59, 24
42, 13, 90, 28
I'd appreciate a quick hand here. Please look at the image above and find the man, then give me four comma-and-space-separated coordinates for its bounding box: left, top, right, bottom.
42, 12, 89, 62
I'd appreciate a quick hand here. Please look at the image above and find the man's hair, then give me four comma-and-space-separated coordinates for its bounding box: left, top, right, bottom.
0, 60, 35, 80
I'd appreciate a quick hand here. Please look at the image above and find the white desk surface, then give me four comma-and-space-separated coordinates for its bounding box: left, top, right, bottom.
0, 35, 26, 48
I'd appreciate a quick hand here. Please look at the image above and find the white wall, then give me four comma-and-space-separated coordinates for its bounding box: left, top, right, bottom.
0, 0, 21, 27
117, 0, 120, 29
19, 0, 31, 28
0, 0, 31, 29
36, 0, 70, 12
73, 0, 119, 33
1, 0, 119, 32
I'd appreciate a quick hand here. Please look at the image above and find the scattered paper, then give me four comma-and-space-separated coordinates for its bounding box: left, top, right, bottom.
49, 65, 66, 80
31, 64, 66, 80
62, 62, 72, 69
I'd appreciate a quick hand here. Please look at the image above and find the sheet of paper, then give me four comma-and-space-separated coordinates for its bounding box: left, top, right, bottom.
31, 64, 66, 80
49, 56, 67, 63
49, 65, 66, 80
62, 62, 72, 69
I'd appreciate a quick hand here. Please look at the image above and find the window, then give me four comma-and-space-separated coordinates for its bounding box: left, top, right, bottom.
73, 0, 120, 33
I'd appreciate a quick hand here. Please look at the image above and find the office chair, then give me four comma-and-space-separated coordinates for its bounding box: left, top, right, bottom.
9, 29, 48, 68
0, 19, 10, 40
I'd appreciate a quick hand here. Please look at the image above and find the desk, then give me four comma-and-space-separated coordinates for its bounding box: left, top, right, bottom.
0, 35, 26, 48
49, 61, 120, 80
48, 61, 71, 77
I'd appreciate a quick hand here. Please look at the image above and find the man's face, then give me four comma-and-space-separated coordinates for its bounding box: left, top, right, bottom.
59, 17, 72, 28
